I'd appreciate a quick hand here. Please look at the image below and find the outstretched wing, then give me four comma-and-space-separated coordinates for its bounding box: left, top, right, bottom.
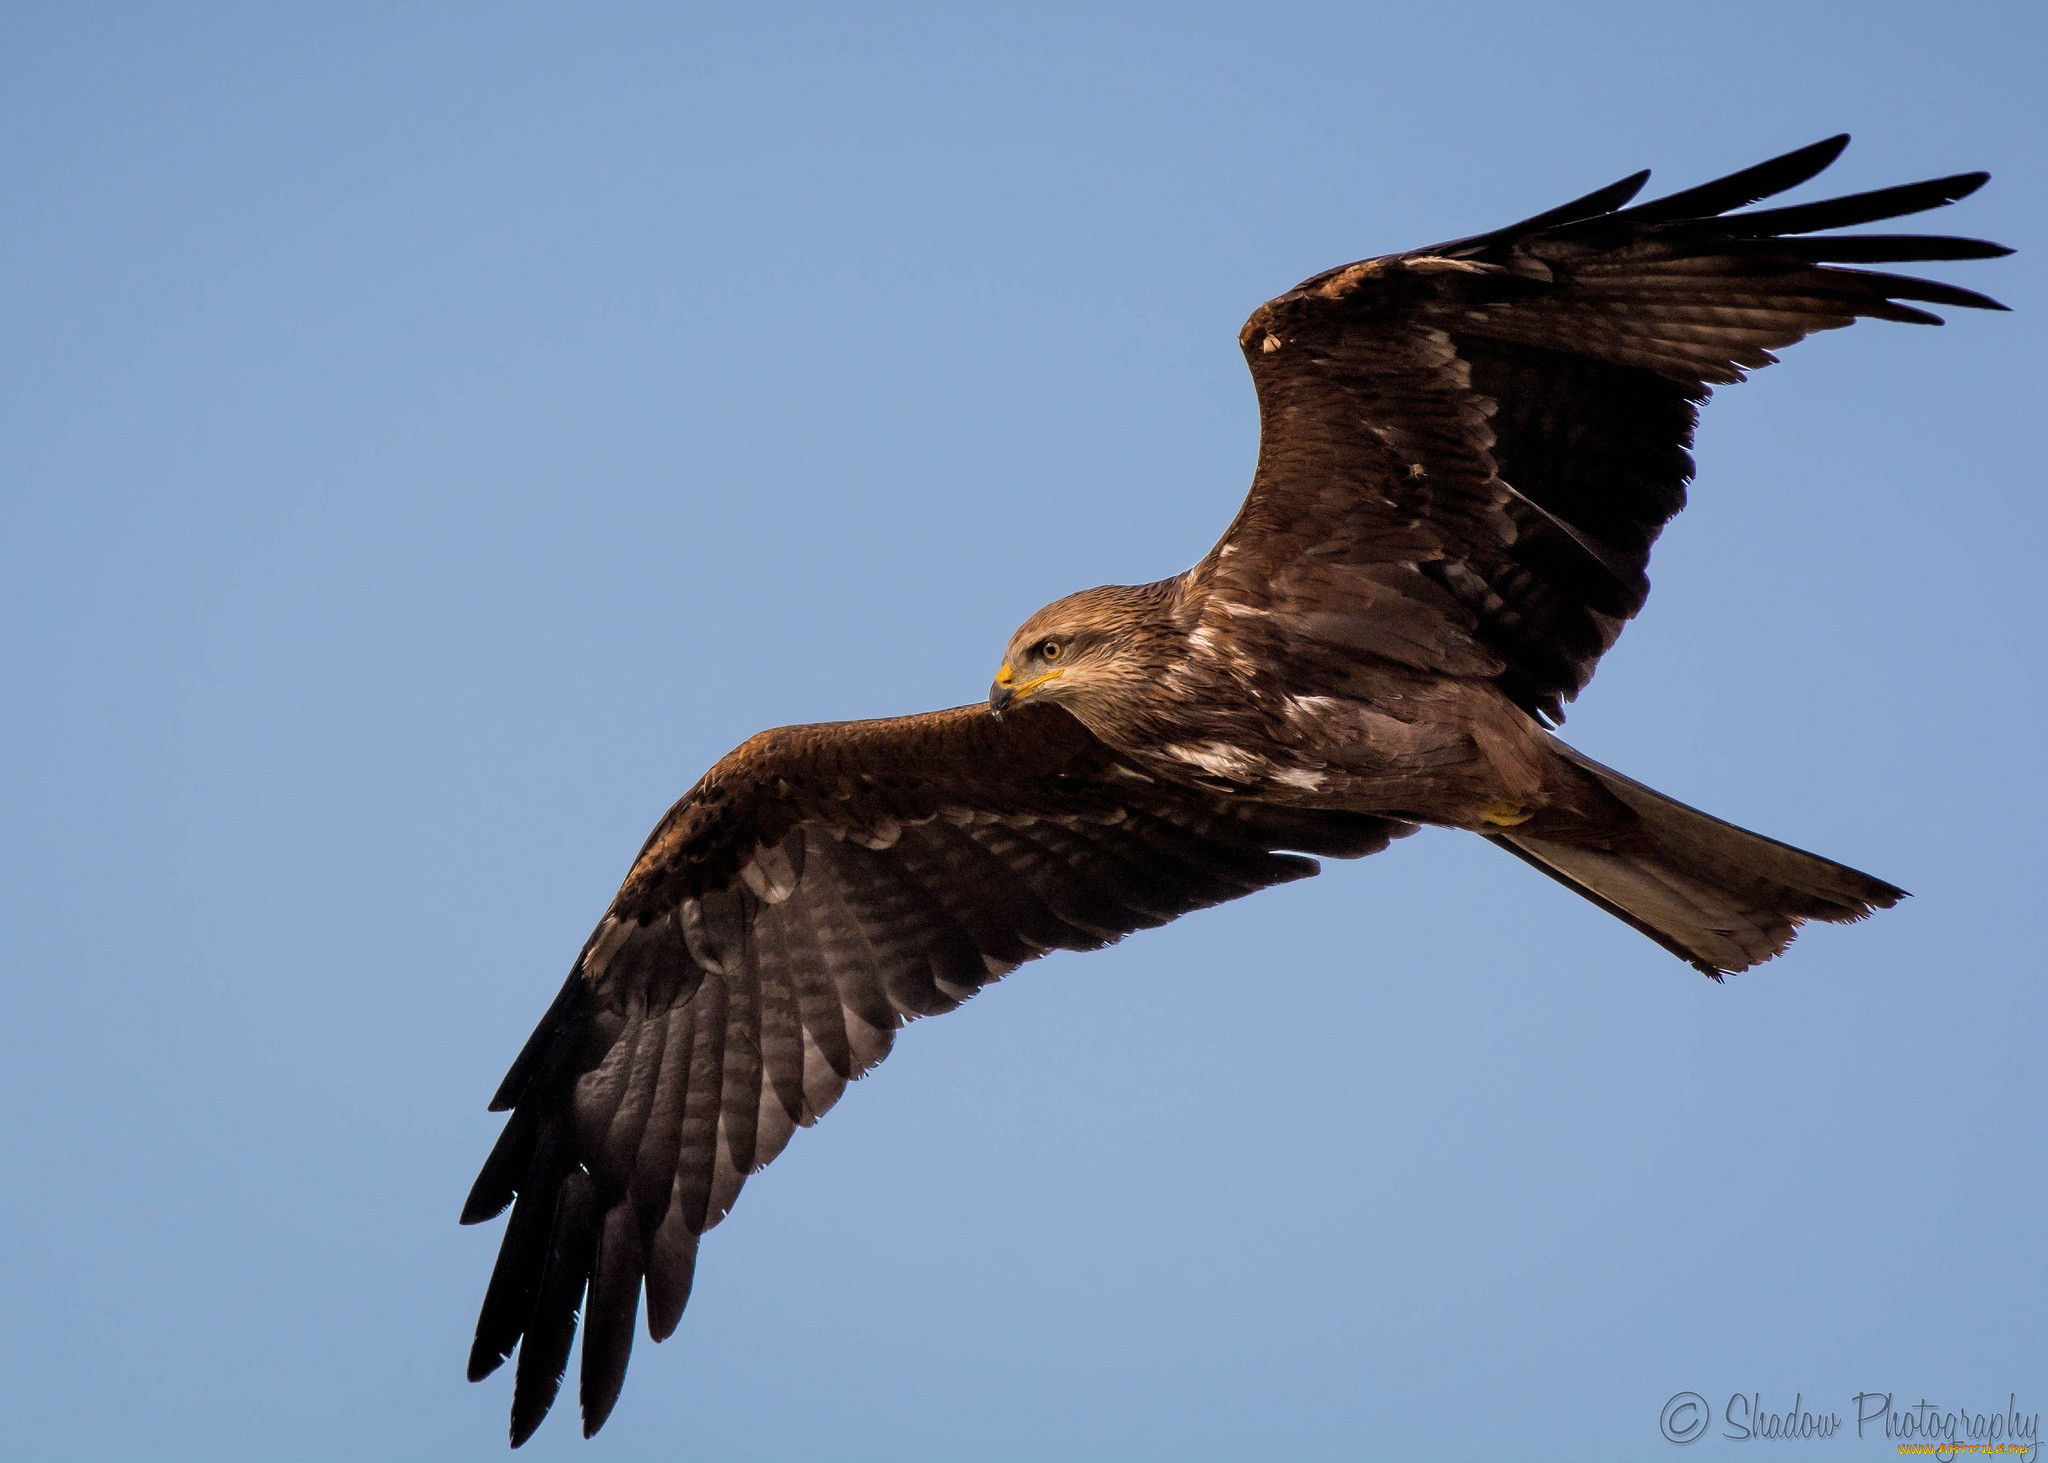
1195, 134, 2009, 722
462, 701, 1408, 1444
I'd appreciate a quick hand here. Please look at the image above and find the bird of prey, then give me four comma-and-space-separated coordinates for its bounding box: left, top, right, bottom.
462, 135, 2007, 1443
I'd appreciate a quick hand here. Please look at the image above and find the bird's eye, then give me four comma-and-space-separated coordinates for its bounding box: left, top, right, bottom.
1039, 641, 1061, 661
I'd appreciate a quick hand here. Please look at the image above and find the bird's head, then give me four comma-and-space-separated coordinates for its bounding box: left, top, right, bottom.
989, 582, 1170, 729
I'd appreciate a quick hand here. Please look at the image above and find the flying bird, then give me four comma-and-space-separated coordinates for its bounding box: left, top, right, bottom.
462, 135, 2007, 1443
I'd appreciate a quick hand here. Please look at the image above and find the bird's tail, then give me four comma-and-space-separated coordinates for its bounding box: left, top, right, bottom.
1490, 744, 1905, 977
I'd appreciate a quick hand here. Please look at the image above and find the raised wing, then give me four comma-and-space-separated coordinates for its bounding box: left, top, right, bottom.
1197, 134, 2009, 722
462, 701, 1408, 1444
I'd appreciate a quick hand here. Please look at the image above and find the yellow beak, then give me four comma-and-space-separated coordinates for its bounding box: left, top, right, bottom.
989, 664, 1061, 717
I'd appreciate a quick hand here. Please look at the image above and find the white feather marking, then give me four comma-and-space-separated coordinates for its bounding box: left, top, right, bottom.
933, 972, 979, 1003
753, 1084, 797, 1170
1272, 765, 1329, 792
679, 898, 730, 974
844, 1010, 895, 1072
705, 1122, 745, 1227
1403, 255, 1494, 276
798, 1028, 841, 1122
1312, 259, 1385, 297
740, 841, 800, 903
851, 817, 901, 850
583, 914, 633, 977
1162, 741, 1258, 779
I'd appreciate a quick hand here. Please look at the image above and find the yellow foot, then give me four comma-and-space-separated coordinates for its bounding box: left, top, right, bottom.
1480, 799, 1534, 827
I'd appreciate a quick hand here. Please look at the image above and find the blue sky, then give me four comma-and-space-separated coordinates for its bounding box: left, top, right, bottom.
2, 4, 2042, 1459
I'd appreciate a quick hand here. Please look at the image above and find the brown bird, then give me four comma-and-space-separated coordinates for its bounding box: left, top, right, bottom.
462, 135, 2007, 1444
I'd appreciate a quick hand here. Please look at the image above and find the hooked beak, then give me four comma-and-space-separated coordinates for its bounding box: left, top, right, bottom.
989, 664, 1059, 719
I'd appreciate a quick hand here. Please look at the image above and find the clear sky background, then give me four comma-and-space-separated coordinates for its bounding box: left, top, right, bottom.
2, 5, 2042, 1460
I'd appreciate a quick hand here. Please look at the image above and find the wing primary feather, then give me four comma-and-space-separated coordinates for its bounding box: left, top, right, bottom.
642, 1202, 700, 1342
891, 821, 1072, 965
593, 1007, 669, 1184
967, 820, 1138, 942
797, 842, 901, 1039
749, 902, 811, 1127
1799, 264, 2009, 313
1496, 479, 1648, 606
670, 968, 729, 1234
1716, 172, 1990, 238
469, 1124, 567, 1382
508, 1167, 597, 1447
775, 880, 858, 1085
1465, 168, 1653, 245
1783, 233, 2013, 264
462, 1100, 540, 1226
1224, 805, 1413, 860
628, 1002, 695, 1232
1617, 134, 1851, 225
1062, 815, 1285, 914
715, 939, 764, 1180
489, 971, 585, 1112
579, 1200, 644, 1439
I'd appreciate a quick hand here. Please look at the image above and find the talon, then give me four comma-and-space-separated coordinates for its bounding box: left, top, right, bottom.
1481, 800, 1533, 827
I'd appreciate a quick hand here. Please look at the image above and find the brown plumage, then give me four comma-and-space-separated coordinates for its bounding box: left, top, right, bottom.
464, 135, 2007, 1443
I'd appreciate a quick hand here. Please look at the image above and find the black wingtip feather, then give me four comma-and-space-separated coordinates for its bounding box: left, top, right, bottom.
460, 1185, 512, 1229
579, 1202, 645, 1438
1787, 234, 2014, 264
468, 1341, 507, 1385
469, 1128, 567, 1383
1622, 134, 1852, 225
1507, 168, 1654, 234
462, 1104, 541, 1225
1828, 266, 2010, 313
509, 1170, 598, 1447
1437, 168, 1654, 259
643, 1212, 700, 1341
489, 972, 585, 1112
1725, 172, 1994, 239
